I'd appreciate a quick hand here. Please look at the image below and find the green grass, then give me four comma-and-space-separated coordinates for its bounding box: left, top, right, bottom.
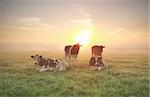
0, 52, 149, 97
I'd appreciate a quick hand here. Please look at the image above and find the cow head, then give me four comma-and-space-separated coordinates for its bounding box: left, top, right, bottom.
100, 45, 105, 52
100, 45, 105, 48
31, 54, 42, 65
75, 43, 82, 47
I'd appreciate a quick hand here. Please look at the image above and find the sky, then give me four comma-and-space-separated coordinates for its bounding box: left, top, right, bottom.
0, 0, 148, 52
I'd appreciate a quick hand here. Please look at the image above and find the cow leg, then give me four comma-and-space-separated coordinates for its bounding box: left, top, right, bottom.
69, 56, 74, 67
65, 53, 67, 59
69, 58, 73, 67
71, 59, 74, 66
39, 66, 45, 72
89, 66, 92, 70
68, 54, 71, 60
72, 58, 76, 65
102, 62, 105, 68
36, 65, 41, 71
98, 66, 102, 70
92, 52, 94, 57
101, 60, 108, 68
71, 55, 77, 66
65, 54, 69, 61
45, 64, 47, 68
105, 63, 108, 68
68, 55, 72, 67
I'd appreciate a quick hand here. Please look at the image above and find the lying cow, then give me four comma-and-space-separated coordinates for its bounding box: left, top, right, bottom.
64, 43, 81, 66
89, 57, 107, 70
55, 59, 69, 71
92, 45, 105, 58
31, 55, 69, 72
31, 55, 57, 71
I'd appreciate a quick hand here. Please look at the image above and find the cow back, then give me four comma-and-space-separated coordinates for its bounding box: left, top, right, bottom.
65, 45, 72, 54
70, 45, 80, 55
92, 45, 103, 57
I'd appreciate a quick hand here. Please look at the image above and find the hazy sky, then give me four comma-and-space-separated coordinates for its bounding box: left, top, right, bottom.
0, 0, 148, 51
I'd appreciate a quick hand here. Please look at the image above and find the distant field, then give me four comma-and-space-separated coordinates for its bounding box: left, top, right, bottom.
0, 50, 149, 97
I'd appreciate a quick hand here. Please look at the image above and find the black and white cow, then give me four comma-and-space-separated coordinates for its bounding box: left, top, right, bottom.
31, 55, 57, 71
89, 57, 106, 70
31, 55, 69, 72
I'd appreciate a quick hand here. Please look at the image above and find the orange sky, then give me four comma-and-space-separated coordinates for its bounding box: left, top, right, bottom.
0, 0, 148, 52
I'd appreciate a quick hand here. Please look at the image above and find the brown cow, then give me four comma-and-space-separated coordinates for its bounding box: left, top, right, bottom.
64, 43, 81, 66
92, 45, 105, 58
64, 43, 81, 59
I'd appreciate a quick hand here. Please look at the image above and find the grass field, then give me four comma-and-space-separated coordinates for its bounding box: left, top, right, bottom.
0, 50, 149, 97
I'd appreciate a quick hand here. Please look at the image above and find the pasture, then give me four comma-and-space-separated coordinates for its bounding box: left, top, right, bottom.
0, 50, 149, 97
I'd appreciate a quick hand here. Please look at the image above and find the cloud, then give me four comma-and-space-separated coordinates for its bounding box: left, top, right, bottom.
72, 3, 91, 18
69, 18, 95, 33
76, 8, 91, 18
109, 28, 127, 33
70, 18, 92, 25
3, 17, 55, 31
108, 27, 146, 37
91, 26, 148, 49
16, 17, 42, 24
106, 28, 147, 47
17, 17, 54, 30
71, 3, 91, 18
67, 3, 95, 31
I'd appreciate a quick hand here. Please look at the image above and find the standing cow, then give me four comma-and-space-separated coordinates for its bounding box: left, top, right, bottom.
92, 45, 105, 58
64, 43, 81, 66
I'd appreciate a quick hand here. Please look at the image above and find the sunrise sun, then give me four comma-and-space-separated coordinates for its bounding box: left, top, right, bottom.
74, 29, 92, 45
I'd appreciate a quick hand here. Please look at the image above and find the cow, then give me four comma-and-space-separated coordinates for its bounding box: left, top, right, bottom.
65, 43, 81, 59
89, 56, 105, 70
31, 55, 69, 72
31, 55, 57, 72
55, 59, 70, 71
92, 45, 105, 58
64, 43, 81, 66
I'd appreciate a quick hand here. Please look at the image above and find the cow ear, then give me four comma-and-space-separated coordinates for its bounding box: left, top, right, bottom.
31, 56, 34, 58
103, 46, 105, 48
55, 59, 58, 62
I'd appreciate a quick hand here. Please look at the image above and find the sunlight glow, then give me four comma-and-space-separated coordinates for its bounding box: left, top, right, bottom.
75, 29, 92, 45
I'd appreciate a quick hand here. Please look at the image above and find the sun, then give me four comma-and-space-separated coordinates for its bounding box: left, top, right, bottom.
74, 29, 92, 45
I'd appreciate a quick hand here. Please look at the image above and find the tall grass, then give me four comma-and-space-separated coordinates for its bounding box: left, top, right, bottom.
0, 51, 149, 97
